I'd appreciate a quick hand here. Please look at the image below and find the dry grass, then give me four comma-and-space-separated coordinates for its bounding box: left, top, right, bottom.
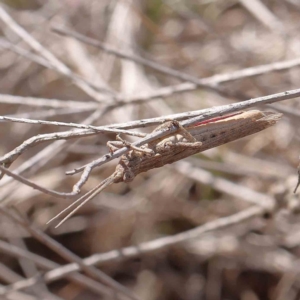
0, 0, 300, 299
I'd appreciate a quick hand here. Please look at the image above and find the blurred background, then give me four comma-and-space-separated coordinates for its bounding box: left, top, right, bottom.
0, 0, 300, 299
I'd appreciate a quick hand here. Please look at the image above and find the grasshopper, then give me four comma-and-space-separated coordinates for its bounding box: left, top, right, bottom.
50, 110, 281, 226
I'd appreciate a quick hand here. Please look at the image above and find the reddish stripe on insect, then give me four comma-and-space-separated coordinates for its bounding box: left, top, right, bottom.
192, 112, 242, 127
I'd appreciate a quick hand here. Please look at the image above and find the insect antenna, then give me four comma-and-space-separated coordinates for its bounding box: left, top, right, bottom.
47, 176, 115, 227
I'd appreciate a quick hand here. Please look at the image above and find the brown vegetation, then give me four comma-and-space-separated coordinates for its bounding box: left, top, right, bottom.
0, 1, 300, 299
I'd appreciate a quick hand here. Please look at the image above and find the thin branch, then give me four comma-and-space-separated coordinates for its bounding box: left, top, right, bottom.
0, 116, 146, 136
0, 38, 52, 68
2, 44, 300, 111
0, 6, 114, 102
0, 240, 123, 298
39, 206, 264, 284
117, 55, 300, 104
2, 52, 298, 116
0, 205, 264, 293
239, 0, 284, 32
0, 93, 98, 109
0, 109, 105, 191
99, 87, 300, 130
6, 107, 95, 120
52, 26, 249, 101
0, 139, 71, 191
0, 275, 42, 297
0, 166, 76, 198
0, 38, 114, 98
0, 261, 60, 300
6, 237, 57, 300
0, 119, 145, 168
0, 208, 140, 300
52, 26, 300, 106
